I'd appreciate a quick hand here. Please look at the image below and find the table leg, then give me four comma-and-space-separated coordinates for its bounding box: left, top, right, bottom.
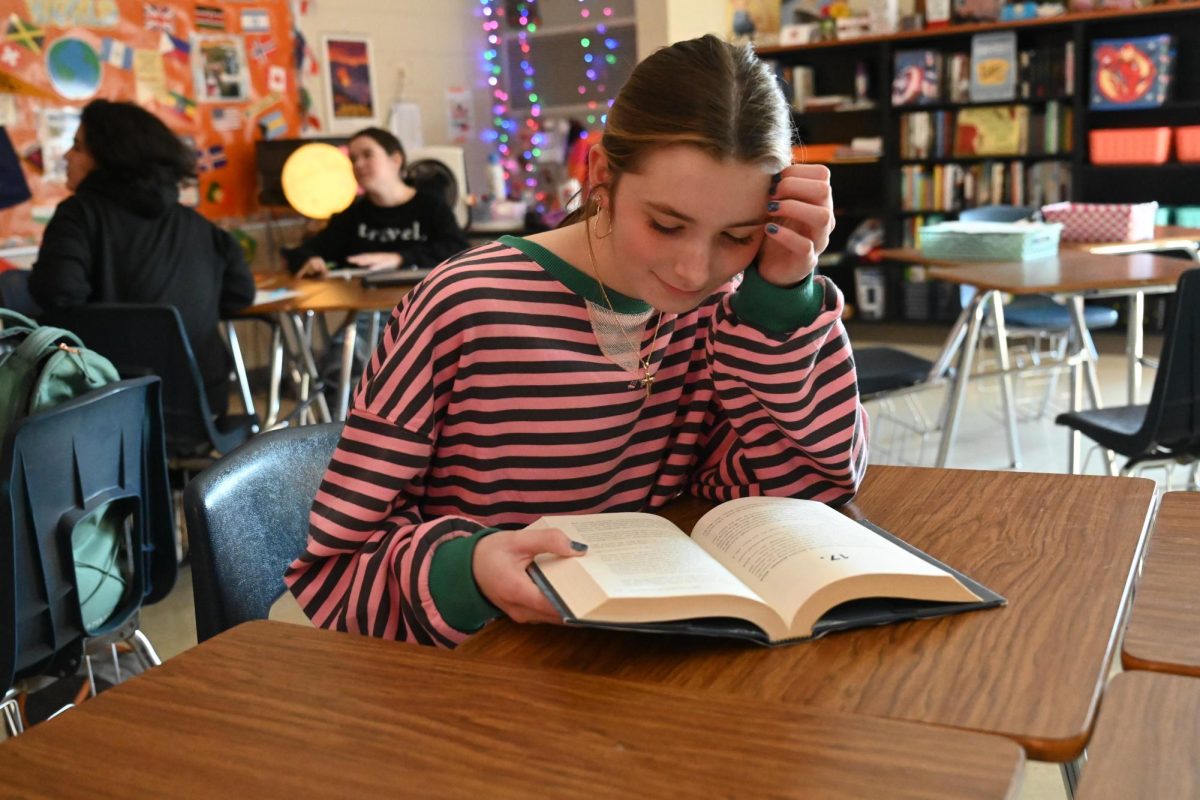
1126, 291, 1144, 405
1068, 297, 1104, 411
264, 324, 284, 428
223, 320, 257, 423
936, 292, 987, 468
930, 302, 971, 379
989, 295, 1022, 469
337, 311, 359, 421
279, 310, 331, 424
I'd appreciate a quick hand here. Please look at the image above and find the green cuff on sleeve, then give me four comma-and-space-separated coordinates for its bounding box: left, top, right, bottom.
730, 265, 824, 335
429, 528, 502, 633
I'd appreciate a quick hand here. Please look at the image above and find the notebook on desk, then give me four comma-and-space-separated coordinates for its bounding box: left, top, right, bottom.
360, 268, 434, 288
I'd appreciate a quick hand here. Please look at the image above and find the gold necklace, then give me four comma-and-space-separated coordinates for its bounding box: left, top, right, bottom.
585, 229, 663, 397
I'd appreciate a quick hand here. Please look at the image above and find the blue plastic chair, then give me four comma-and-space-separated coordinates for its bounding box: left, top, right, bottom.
0, 377, 175, 734
184, 422, 342, 642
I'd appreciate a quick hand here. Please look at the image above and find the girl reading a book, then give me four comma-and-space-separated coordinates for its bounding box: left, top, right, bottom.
284, 34, 868, 645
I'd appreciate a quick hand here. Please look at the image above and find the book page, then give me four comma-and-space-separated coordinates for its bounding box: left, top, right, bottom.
533, 514, 761, 602
691, 497, 973, 630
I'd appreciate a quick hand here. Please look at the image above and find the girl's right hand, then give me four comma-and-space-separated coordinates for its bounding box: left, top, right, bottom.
473, 528, 586, 624
297, 256, 329, 278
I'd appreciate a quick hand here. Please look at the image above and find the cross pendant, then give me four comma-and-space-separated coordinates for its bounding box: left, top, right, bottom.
640, 370, 655, 397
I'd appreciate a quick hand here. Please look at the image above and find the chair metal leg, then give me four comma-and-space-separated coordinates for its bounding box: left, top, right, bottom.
937, 292, 988, 468
128, 628, 163, 669
1, 695, 24, 737
224, 320, 257, 421
1068, 349, 1084, 475
989, 294, 1022, 469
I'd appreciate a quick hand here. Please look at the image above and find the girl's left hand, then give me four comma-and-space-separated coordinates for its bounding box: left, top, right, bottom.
757, 163, 835, 288
346, 252, 404, 270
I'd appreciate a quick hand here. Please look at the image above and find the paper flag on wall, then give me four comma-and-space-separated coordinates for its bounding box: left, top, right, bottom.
241, 9, 270, 33
159, 31, 190, 61
250, 37, 276, 63
1, 44, 21, 68
100, 38, 133, 70
5, 13, 45, 54
257, 109, 287, 139
144, 3, 175, 33
268, 64, 287, 93
205, 180, 224, 204
195, 5, 226, 30
211, 106, 243, 131
195, 144, 228, 172
167, 90, 196, 120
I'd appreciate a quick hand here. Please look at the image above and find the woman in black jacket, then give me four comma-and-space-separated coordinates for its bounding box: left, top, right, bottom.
29, 99, 256, 416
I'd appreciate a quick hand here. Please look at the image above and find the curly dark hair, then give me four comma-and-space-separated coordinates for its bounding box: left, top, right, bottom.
80, 99, 196, 187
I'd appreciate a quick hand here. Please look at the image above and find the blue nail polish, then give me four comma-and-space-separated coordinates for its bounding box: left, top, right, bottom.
570, 540, 589, 553
767, 200, 780, 212
766, 223, 779, 234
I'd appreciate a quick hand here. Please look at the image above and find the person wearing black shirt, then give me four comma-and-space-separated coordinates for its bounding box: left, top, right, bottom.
29, 99, 255, 416
283, 127, 469, 275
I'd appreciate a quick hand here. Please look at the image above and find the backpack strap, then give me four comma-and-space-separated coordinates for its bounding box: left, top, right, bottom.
0, 308, 39, 330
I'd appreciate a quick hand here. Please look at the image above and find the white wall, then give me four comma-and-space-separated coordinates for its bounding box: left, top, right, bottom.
636, 0, 727, 59
296, 0, 490, 200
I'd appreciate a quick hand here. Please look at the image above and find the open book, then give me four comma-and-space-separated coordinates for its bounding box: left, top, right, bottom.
529, 497, 1004, 646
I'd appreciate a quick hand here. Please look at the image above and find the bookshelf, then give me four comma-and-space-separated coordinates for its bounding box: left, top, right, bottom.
759, 3, 1200, 321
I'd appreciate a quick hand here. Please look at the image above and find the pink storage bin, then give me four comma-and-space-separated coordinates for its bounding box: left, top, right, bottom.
1176, 126, 1200, 163
1089, 127, 1171, 165
1040, 201, 1159, 242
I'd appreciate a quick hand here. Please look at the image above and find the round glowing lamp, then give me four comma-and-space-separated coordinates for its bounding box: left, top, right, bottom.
281, 143, 358, 219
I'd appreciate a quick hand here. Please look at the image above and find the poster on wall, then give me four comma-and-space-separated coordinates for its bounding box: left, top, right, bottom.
193, 34, 249, 102
0, 0, 301, 245
322, 34, 376, 131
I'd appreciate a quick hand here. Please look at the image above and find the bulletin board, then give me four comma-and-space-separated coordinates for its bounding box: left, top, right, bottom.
0, 0, 301, 244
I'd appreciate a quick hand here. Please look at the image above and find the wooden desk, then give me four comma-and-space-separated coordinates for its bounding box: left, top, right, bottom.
1122, 492, 1200, 677
237, 272, 416, 423
0, 621, 1026, 799
1073, 671, 1200, 799
877, 248, 1193, 468
461, 465, 1156, 763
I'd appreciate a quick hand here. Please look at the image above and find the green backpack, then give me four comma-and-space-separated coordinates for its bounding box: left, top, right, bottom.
0, 308, 128, 634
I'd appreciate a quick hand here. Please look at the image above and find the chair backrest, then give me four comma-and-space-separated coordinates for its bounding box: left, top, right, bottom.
1140, 268, 1200, 454
183, 422, 342, 641
43, 304, 232, 458
0, 270, 42, 318
958, 205, 1039, 223
0, 377, 174, 694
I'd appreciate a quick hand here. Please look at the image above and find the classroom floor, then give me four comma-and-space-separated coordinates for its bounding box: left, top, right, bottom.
133, 321, 1172, 800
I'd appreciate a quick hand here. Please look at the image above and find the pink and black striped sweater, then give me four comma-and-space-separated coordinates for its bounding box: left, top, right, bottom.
285, 236, 869, 647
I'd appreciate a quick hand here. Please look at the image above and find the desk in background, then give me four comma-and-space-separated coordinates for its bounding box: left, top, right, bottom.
0, 620, 1025, 799
1121, 491, 1200, 678
877, 248, 1194, 469
461, 465, 1155, 767
235, 272, 415, 424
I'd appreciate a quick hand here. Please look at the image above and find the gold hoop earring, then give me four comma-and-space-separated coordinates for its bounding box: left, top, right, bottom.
592, 201, 614, 240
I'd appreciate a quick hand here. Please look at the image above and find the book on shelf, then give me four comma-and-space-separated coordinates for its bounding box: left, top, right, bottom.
954, 105, 1029, 157
947, 53, 972, 103
527, 496, 1004, 647
892, 49, 942, 107
1090, 34, 1175, 110
969, 31, 1018, 103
